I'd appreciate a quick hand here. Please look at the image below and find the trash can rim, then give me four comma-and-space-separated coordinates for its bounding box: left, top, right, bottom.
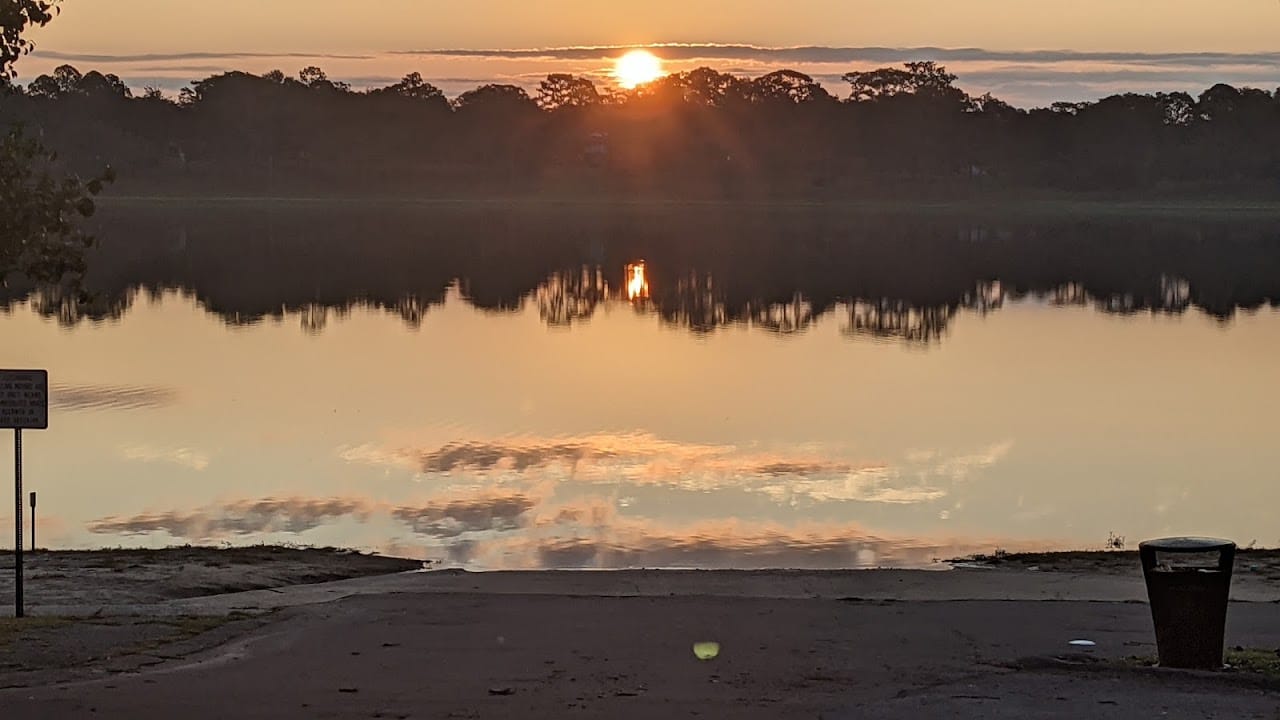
1138, 537, 1235, 552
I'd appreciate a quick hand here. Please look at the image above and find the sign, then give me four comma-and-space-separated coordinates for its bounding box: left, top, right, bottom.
2, 370, 43, 617
0, 370, 48, 430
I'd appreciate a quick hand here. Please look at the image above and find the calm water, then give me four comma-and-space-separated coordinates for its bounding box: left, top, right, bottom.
2, 204, 1278, 568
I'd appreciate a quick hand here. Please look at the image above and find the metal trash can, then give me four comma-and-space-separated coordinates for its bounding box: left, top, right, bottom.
1138, 537, 1236, 669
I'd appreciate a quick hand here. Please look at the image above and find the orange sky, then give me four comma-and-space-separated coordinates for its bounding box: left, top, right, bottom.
27, 0, 1280, 54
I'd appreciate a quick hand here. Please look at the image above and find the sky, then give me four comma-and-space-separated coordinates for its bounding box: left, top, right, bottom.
16, 0, 1280, 107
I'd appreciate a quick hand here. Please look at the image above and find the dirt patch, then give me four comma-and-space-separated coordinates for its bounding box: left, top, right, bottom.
0, 547, 421, 686
1010, 649, 1280, 694
0, 618, 74, 648
0, 546, 426, 609
0, 612, 269, 687
1224, 648, 1280, 677
1122, 648, 1280, 677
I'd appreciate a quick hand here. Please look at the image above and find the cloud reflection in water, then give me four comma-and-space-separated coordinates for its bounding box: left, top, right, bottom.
118, 444, 211, 471
87, 497, 376, 538
85, 491, 1019, 569
341, 432, 1011, 507
84, 433, 1019, 568
51, 383, 178, 411
390, 495, 536, 538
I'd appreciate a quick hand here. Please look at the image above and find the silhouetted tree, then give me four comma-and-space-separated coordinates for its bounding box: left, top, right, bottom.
1157, 91, 1196, 126
79, 70, 131, 99
749, 70, 831, 105
970, 92, 1020, 118
453, 83, 536, 113
298, 66, 328, 87
0, 0, 54, 72
52, 63, 82, 91
0, 128, 109, 284
296, 65, 349, 92
25, 72, 58, 97
1, 2, 112, 285
679, 67, 751, 107
842, 61, 966, 105
535, 73, 600, 110
377, 71, 445, 102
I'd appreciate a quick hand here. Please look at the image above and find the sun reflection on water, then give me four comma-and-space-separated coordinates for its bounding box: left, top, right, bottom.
626, 262, 650, 301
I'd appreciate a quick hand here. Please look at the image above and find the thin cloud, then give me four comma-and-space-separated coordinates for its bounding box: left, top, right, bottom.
32, 50, 374, 63
957, 68, 1280, 87
127, 64, 253, 74
393, 44, 1280, 67
36, 44, 1280, 68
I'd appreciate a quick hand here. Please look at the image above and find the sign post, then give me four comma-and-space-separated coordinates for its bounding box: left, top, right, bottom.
13, 427, 20, 617
1, 370, 48, 619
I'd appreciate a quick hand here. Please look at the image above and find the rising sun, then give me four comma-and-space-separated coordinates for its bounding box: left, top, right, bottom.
614, 50, 665, 89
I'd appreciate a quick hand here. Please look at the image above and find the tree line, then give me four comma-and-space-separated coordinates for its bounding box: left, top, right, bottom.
3, 62, 1279, 198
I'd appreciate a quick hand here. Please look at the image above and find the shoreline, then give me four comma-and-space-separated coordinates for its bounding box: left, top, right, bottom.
7, 544, 1280, 571
3, 545, 1278, 611
0, 545, 425, 610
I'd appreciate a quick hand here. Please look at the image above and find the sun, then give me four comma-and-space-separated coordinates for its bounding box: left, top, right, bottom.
614, 50, 665, 89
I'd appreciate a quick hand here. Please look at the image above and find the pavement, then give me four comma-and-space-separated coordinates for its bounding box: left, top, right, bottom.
0, 568, 1277, 718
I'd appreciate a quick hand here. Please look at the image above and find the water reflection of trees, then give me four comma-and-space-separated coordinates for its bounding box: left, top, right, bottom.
1, 206, 1277, 343
535, 267, 611, 327
20, 284, 138, 326
844, 300, 958, 343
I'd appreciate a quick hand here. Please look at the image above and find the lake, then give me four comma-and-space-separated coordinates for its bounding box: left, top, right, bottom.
2, 202, 1278, 568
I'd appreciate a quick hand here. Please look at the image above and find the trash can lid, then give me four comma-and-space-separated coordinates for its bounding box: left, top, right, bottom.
1138, 537, 1235, 552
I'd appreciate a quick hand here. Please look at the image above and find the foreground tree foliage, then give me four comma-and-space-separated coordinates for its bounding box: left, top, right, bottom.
0, 127, 112, 283
0, 0, 54, 71
1, 0, 110, 286
3, 56, 1279, 199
